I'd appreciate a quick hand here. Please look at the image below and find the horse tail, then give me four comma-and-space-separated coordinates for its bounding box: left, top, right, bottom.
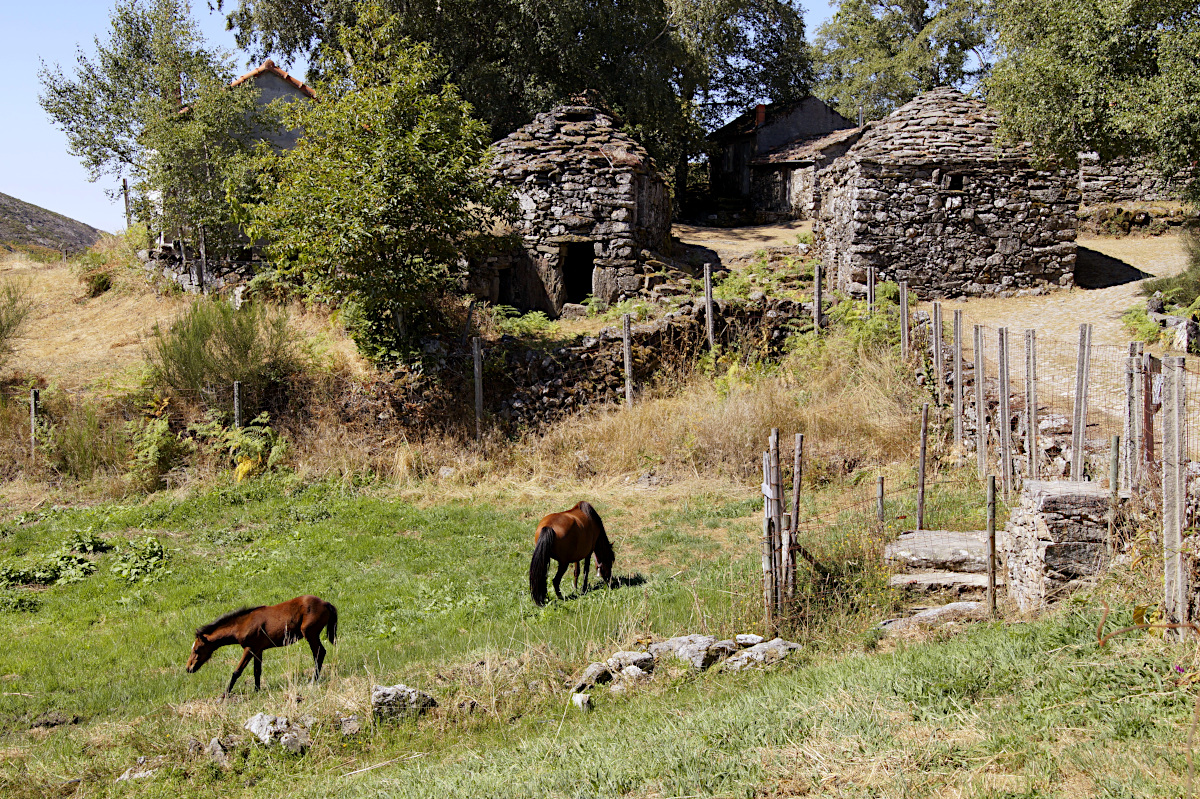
529, 526, 555, 606
326, 601, 338, 644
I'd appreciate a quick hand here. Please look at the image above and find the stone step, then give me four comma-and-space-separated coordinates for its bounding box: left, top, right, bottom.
889, 571, 1000, 592
885, 530, 989, 573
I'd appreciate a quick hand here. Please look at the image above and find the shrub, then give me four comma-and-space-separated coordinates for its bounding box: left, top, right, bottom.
145, 298, 304, 413
189, 411, 289, 480
1141, 227, 1200, 309
1122, 307, 1164, 345
111, 536, 170, 583
37, 394, 132, 481
0, 278, 33, 366
491, 305, 559, 337
130, 415, 193, 490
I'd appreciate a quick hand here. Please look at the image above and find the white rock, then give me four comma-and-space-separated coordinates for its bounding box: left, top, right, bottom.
372, 684, 438, 719
571, 693, 592, 710
735, 633, 764, 647
722, 638, 801, 672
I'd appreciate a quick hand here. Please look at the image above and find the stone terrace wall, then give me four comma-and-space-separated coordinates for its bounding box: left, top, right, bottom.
820, 160, 1078, 298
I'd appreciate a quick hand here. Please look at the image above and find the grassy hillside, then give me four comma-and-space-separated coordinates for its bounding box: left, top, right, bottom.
0, 192, 103, 257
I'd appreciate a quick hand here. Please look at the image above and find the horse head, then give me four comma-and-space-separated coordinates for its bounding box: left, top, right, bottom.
597, 553, 614, 587
186, 634, 217, 673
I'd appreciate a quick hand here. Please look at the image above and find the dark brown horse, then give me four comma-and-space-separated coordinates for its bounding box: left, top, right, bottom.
186, 595, 337, 696
529, 501, 614, 606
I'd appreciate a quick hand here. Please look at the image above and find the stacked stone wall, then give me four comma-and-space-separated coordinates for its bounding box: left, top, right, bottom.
818, 160, 1079, 298
1078, 153, 1181, 205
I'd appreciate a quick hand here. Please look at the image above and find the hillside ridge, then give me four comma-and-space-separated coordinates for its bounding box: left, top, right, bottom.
0, 190, 104, 255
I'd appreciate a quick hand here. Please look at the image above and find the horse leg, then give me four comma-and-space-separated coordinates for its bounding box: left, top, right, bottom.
252, 651, 263, 691
572, 561, 580, 593
308, 634, 326, 682
225, 648, 253, 697
552, 560, 569, 601
581, 553, 591, 594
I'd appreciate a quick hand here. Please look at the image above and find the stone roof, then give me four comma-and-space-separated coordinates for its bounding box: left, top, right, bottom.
490, 105, 657, 178
843, 87, 1027, 166
750, 127, 863, 166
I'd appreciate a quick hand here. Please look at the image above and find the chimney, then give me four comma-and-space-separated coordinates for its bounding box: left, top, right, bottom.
755, 103, 767, 127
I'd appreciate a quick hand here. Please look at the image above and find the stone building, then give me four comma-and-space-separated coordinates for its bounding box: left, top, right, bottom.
748, 127, 862, 219
708, 97, 855, 203
816, 87, 1079, 298
485, 103, 671, 316
230, 59, 315, 149
1078, 153, 1182, 205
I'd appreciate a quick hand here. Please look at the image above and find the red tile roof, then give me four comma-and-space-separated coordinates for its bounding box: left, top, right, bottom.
230, 59, 315, 99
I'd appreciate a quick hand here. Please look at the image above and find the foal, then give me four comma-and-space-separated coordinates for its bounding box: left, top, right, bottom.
186, 595, 337, 696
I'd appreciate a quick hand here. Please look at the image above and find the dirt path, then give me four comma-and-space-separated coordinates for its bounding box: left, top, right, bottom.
673, 220, 812, 262
938, 233, 1187, 349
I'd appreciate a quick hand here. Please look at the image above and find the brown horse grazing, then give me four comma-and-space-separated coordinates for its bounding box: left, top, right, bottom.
186, 595, 337, 696
529, 501, 614, 606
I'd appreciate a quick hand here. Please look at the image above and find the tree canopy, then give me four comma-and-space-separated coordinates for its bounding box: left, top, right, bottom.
813, 0, 991, 120
988, 0, 1200, 204
215, 0, 813, 182
248, 6, 512, 360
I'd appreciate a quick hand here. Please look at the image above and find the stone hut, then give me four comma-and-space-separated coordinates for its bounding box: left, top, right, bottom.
749, 127, 862, 220
485, 104, 671, 316
816, 87, 1079, 298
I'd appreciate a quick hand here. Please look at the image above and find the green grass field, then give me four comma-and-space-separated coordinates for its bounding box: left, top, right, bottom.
0, 475, 1195, 797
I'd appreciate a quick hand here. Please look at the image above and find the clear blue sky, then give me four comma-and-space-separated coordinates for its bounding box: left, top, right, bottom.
1, 2, 835, 233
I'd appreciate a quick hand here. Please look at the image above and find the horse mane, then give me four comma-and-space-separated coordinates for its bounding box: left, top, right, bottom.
580, 501, 614, 565
195, 606, 262, 637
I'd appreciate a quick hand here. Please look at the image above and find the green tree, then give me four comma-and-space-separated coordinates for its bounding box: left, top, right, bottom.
988, 0, 1200, 204
813, 0, 991, 120
39, 0, 266, 255
248, 6, 511, 360
216, 0, 812, 194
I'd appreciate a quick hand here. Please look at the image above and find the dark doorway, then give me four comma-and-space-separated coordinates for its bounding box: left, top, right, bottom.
562, 242, 595, 304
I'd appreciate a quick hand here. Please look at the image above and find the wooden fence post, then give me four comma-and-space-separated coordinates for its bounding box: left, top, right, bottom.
622, 314, 633, 406
1108, 434, 1120, 558
1163, 357, 1188, 629
29, 388, 39, 462
473, 337, 483, 442
867, 267, 876, 315
789, 432, 805, 600
123, 178, 131, 231
899, 281, 910, 360
233, 381, 242, 428
704, 263, 715, 350
998, 327, 1012, 498
1070, 323, 1093, 480
769, 428, 783, 613
1122, 342, 1144, 492
917, 403, 929, 530
953, 310, 964, 453
974, 324, 988, 479
876, 475, 885, 526
761, 451, 774, 630
813, 261, 823, 331
1025, 329, 1038, 481
987, 475, 997, 618
1143, 353, 1161, 480
932, 302, 944, 404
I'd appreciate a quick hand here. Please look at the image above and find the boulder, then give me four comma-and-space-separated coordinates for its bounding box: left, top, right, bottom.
722, 638, 801, 672
244, 713, 310, 753
338, 714, 361, 736
573, 662, 613, 692
371, 684, 438, 720
571, 693, 593, 711
735, 633, 765, 647
605, 650, 654, 674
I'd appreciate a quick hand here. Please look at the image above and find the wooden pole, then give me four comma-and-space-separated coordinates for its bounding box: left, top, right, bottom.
953, 310, 964, 452
876, 475, 885, 526
998, 327, 1012, 498
1025, 329, 1038, 481
1143, 353, 1160, 478
1070, 323, 1092, 481
917, 403, 929, 531
974, 324, 987, 479
29, 388, 39, 462
460, 300, 475, 347
622, 314, 633, 406
233, 381, 242, 428
703, 263, 715, 350
473, 337, 484, 442
1163, 357, 1187, 628
813, 261, 823, 331
932, 302, 944, 403
781, 512, 793, 602
867, 267, 876, 315
761, 452, 774, 630
122, 178, 131, 231
899, 281, 910, 361
987, 475, 997, 618
769, 428, 782, 614
1122, 342, 1144, 492
1108, 434, 1120, 558
790, 432, 803, 602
